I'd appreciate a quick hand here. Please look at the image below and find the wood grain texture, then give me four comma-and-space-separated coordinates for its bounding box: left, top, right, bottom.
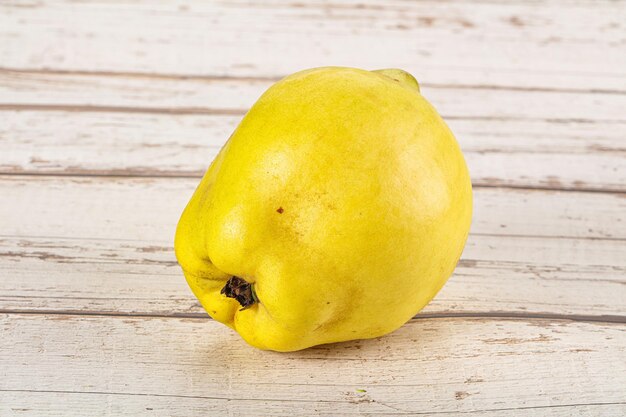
1, 0, 625, 90
2, 0, 625, 414
1, 176, 623, 243
1, 70, 625, 190
3, 70, 626, 121
3, 393, 623, 417
1, 314, 625, 416
1, 234, 624, 318
0, 175, 623, 319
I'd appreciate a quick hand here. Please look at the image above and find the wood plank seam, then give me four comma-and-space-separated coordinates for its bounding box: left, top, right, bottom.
3, 104, 625, 125
3, 67, 626, 95
1, 172, 625, 195
1, 310, 624, 324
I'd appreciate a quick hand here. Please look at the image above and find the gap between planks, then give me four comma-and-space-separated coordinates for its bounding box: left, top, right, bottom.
0, 176, 623, 241
1, 172, 624, 195
1, 0, 626, 90
1, 232, 625, 243
2, 231, 624, 317
0, 309, 624, 325
2, 67, 626, 95
2, 70, 625, 191
2, 104, 626, 125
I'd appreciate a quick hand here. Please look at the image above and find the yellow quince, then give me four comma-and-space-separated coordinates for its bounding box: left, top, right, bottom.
175, 67, 472, 351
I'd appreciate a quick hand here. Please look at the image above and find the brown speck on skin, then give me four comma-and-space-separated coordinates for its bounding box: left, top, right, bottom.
277, 207, 284, 214
509, 16, 524, 27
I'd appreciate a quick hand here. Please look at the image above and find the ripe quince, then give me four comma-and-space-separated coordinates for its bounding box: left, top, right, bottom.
175, 67, 472, 351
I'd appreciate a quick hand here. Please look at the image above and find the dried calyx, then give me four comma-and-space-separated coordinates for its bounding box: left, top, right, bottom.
220, 276, 258, 310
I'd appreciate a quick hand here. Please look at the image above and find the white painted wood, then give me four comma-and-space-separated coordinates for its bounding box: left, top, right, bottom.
0, 175, 623, 318
2, 392, 623, 417
3, 113, 624, 192
1, 0, 625, 413
1, 1, 625, 91
1, 234, 624, 317
3, 70, 626, 122
2, 111, 625, 191
3, 111, 624, 164
2, 71, 625, 190
1, 314, 625, 416
0, 176, 623, 243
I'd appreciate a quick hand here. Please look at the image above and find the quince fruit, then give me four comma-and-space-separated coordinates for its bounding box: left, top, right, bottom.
175, 67, 472, 351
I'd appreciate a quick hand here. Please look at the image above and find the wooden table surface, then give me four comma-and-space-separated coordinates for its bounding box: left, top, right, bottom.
1, 1, 625, 416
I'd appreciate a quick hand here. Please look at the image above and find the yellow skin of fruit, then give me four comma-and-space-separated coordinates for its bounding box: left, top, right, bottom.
175, 67, 472, 352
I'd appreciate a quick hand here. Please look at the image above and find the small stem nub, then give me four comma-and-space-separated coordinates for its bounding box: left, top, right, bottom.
220, 276, 258, 310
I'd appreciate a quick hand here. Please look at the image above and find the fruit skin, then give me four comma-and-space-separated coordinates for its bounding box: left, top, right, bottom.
175, 67, 472, 352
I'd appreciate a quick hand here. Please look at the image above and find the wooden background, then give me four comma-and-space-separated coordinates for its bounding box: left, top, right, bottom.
1, 1, 625, 415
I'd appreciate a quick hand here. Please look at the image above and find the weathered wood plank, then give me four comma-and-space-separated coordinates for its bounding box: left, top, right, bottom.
3, 392, 624, 417
1, 0, 625, 90
1, 69, 625, 190
2, 109, 624, 191
1, 234, 624, 317
1, 1, 624, 414
3, 70, 626, 122
1, 314, 624, 416
0, 176, 622, 243
3, 110, 624, 191
3, 392, 622, 417
0, 175, 623, 317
